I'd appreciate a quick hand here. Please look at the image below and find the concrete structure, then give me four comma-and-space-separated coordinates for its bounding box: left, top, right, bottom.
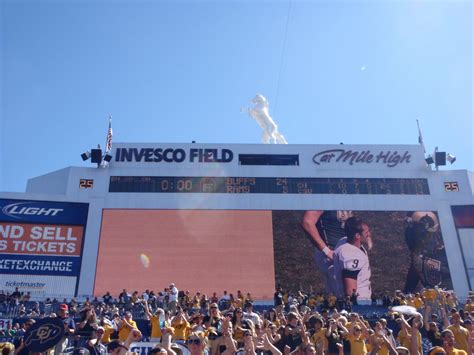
1, 143, 473, 300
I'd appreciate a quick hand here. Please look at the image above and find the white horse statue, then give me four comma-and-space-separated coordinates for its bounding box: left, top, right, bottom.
242, 94, 288, 144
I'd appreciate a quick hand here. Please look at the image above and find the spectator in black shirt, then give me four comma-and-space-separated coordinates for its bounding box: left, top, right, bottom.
203, 303, 224, 355
11, 287, 22, 300
284, 312, 303, 351
325, 319, 342, 355
274, 287, 283, 308
77, 307, 98, 348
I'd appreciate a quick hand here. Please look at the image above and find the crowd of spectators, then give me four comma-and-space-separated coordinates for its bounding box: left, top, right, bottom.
0, 284, 474, 354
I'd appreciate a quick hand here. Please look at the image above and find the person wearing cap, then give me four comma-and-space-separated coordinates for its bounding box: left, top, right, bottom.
55, 303, 75, 354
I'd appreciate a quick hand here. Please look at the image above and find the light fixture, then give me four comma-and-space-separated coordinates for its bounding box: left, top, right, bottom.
447, 153, 456, 164
81, 151, 91, 161
430, 147, 456, 170
81, 147, 113, 167
90, 149, 103, 164
435, 151, 446, 166
103, 154, 112, 163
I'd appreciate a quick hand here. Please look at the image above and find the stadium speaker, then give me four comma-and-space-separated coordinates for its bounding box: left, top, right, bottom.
447, 153, 456, 164
435, 152, 447, 166
90, 149, 103, 164
103, 154, 112, 162
81, 151, 90, 161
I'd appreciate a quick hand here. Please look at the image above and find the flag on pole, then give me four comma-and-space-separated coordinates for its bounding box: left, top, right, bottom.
417, 119, 426, 154
105, 116, 113, 153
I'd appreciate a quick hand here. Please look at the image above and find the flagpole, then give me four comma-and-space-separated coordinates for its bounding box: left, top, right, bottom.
416, 119, 426, 154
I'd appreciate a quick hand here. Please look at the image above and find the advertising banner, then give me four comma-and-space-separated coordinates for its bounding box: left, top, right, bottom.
0, 199, 88, 298
130, 342, 190, 355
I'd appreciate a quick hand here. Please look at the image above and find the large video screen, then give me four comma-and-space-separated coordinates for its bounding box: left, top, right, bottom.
95, 209, 452, 299
274, 210, 451, 299
95, 210, 276, 299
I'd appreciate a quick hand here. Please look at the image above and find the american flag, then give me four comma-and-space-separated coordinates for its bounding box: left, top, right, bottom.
105, 117, 113, 153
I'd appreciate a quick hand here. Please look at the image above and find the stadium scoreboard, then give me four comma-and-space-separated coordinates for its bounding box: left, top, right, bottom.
2, 142, 472, 301
109, 176, 430, 195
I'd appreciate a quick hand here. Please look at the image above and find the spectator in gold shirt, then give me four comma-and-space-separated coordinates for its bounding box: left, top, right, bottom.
447, 312, 470, 353
171, 308, 191, 343
118, 311, 138, 342
441, 329, 468, 355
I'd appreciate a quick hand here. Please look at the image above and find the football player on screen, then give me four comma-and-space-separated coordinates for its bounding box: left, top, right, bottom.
301, 210, 373, 294
404, 211, 445, 293
333, 217, 372, 302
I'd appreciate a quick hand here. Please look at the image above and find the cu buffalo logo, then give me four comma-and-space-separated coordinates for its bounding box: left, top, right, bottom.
24, 318, 65, 352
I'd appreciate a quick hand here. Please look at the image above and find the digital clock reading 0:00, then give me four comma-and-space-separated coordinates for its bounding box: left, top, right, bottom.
160, 179, 193, 191
109, 176, 430, 195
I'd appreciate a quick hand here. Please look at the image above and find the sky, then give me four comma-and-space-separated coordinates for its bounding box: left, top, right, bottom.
1, 0, 472, 193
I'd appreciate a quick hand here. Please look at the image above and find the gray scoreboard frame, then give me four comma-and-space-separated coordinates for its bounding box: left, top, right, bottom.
1, 143, 473, 300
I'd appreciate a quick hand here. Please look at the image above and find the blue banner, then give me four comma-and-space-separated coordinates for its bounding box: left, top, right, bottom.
0, 199, 89, 225
0, 254, 81, 277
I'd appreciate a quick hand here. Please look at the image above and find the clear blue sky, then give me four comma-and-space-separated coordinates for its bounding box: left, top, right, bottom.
1, 0, 472, 192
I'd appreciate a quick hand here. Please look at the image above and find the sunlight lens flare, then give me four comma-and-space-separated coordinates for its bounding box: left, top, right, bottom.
140, 253, 150, 268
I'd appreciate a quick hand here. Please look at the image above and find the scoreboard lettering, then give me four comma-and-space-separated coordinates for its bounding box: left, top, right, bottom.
109, 176, 430, 195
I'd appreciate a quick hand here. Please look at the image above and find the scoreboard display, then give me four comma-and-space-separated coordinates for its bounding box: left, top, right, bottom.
109, 176, 430, 195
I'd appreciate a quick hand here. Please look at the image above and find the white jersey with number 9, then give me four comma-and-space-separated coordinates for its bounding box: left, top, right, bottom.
334, 237, 371, 301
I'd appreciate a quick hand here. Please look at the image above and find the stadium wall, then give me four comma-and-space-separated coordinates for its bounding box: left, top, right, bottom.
0, 143, 473, 300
